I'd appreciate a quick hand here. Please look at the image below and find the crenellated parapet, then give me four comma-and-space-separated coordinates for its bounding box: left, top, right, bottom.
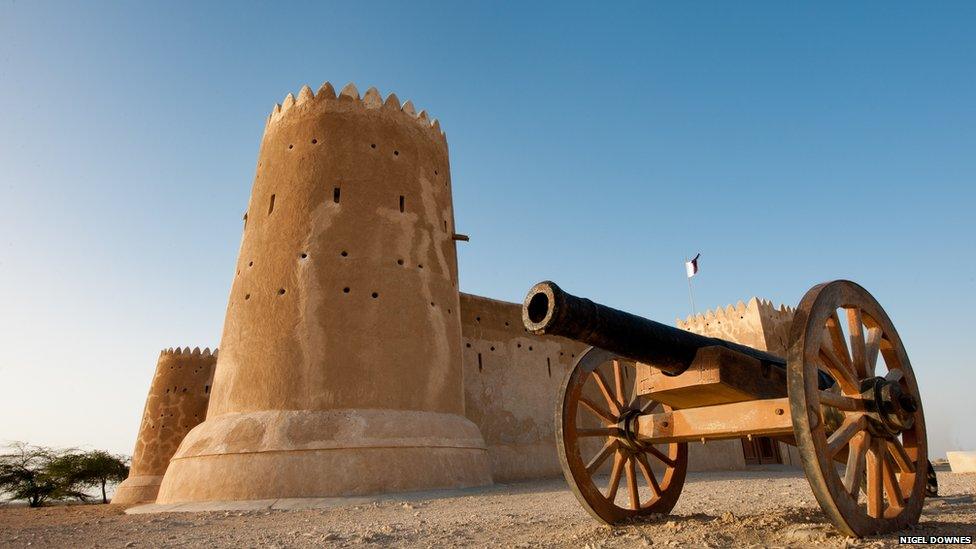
159, 346, 217, 358
677, 298, 795, 357
265, 82, 446, 143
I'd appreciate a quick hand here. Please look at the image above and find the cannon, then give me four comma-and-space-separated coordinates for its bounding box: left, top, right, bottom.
523, 280, 927, 537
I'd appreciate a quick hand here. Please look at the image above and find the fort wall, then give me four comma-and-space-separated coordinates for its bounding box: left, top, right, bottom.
459, 293, 587, 481
113, 347, 216, 504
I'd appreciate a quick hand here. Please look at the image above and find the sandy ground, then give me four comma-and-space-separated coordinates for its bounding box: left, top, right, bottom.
0, 468, 973, 548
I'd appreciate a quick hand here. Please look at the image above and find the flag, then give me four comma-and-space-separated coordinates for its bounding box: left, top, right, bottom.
685, 253, 700, 278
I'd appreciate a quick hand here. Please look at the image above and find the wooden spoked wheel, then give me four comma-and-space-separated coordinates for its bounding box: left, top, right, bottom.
788, 280, 927, 537
556, 346, 688, 524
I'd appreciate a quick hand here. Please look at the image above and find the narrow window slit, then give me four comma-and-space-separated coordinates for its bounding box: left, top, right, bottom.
399, 195, 405, 213
547, 357, 552, 378
333, 187, 341, 204
477, 353, 483, 372
268, 194, 276, 215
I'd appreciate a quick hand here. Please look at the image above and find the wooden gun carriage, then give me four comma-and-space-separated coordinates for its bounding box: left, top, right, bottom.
522, 280, 928, 537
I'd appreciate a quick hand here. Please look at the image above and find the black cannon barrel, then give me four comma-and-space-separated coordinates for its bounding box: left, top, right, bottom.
522, 281, 787, 376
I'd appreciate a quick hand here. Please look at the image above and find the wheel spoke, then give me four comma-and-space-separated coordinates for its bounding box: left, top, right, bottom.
591, 370, 622, 417
846, 307, 868, 379
644, 444, 677, 468
612, 360, 627, 410
882, 453, 905, 510
886, 438, 916, 474
635, 452, 662, 499
843, 431, 870, 497
639, 398, 660, 414
885, 369, 904, 383
627, 386, 640, 409
865, 327, 882, 378
819, 390, 865, 411
586, 439, 618, 474
576, 428, 620, 438
605, 450, 625, 502
579, 397, 618, 424
819, 342, 860, 395
880, 347, 902, 377
827, 414, 867, 458
826, 311, 853, 371
625, 456, 639, 510
866, 437, 885, 518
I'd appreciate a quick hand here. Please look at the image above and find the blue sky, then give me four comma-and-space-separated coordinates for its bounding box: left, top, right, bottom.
0, 2, 973, 459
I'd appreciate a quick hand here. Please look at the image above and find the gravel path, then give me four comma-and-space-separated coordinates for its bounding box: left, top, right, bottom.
0, 468, 973, 547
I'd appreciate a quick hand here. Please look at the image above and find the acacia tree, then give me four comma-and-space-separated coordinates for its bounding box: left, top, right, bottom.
68, 451, 129, 504
0, 442, 62, 507
1, 443, 130, 506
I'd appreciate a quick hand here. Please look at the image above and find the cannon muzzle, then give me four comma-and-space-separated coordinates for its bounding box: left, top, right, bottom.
522, 281, 785, 376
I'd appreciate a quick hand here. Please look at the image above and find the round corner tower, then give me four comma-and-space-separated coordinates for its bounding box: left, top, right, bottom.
157, 83, 491, 503
113, 347, 217, 505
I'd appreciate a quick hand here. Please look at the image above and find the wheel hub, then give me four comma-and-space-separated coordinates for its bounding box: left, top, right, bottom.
862, 376, 916, 437
617, 408, 644, 452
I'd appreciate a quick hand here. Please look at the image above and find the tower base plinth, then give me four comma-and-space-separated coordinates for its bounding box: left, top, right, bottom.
155, 409, 492, 504
112, 475, 164, 505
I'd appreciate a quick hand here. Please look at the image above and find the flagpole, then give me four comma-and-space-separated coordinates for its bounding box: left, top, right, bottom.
684, 254, 700, 317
